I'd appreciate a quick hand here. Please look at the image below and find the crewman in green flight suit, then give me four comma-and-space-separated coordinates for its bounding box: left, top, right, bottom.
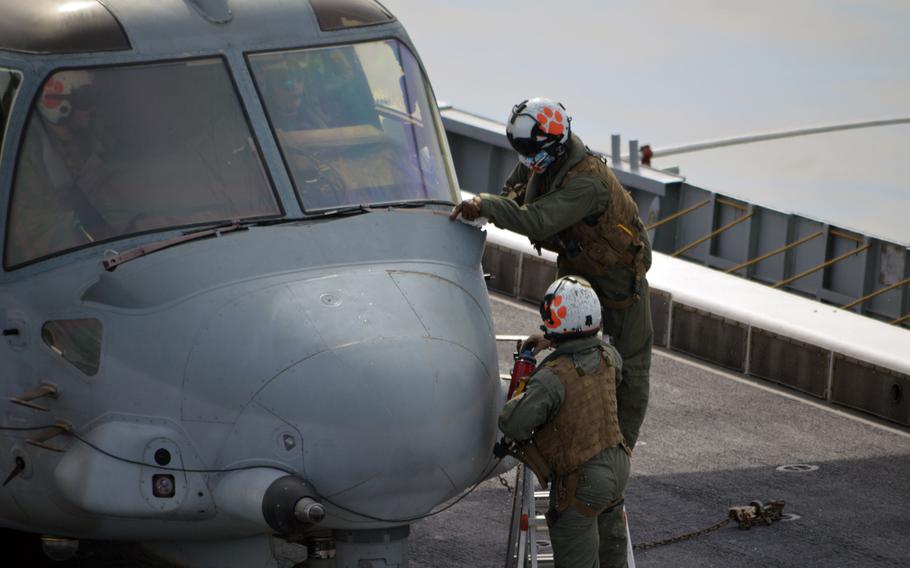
499, 275, 631, 568
450, 97, 651, 566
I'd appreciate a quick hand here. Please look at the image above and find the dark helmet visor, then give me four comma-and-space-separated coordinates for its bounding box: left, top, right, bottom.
507, 134, 546, 157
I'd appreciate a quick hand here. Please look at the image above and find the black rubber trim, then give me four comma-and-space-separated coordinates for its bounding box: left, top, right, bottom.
0, 0, 130, 55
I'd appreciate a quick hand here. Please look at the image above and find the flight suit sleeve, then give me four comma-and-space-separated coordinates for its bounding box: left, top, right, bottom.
477, 176, 606, 241
498, 369, 564, 441
501, 162, 530, 195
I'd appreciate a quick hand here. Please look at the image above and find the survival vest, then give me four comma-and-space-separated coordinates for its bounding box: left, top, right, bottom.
534, 153, 649, 289
532, 348, 624, 481
508, 347, 626, 517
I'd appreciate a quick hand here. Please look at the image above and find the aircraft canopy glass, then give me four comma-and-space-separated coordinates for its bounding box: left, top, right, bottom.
5, 59, 279, 269
249, 39, 457, 211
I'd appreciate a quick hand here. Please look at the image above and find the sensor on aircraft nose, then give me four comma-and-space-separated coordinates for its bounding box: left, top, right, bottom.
294, 497, 326, 524
215, 469, 325, 533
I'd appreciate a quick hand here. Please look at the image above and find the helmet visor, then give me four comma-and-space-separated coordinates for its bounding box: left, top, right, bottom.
508, 133, 546, 157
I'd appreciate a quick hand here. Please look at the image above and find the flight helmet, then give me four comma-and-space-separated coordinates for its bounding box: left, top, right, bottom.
38, 70, 94, 125
539, 276, 601, 339
506, 97, 571, 173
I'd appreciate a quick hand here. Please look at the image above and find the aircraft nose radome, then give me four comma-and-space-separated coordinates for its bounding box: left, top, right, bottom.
181, 266, 499, 520
255, 336, 500, 521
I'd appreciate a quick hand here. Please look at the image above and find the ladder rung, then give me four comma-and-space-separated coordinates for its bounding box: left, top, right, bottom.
533, 515, 549, 527
534, 491, 549, 499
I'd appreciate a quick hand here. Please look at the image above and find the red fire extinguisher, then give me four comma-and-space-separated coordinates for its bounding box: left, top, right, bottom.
507, 345, 536, 400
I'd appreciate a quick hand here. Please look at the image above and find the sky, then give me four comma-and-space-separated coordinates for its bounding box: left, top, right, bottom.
382, 0, 910, 244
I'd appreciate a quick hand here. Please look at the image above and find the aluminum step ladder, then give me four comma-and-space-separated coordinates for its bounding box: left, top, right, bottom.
504, 464, 636, 568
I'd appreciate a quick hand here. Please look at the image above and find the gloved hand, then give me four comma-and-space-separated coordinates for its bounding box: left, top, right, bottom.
520, 333, 552, 356
492, 437, 512, 459
449, 196, 483, 221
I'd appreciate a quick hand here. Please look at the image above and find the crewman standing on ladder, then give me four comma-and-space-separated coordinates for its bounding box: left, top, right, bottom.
450, 98, 651, 562
499, 276, 631, 568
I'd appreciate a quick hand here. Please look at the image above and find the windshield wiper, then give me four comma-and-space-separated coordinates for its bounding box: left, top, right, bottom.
101, 217, 304, 272
102, 222, 245, 272
102, 201, 445, 271
371, 199, 455, 209
304, 204, 373, 219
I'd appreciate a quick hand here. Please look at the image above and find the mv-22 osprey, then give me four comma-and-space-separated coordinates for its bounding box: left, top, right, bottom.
0, 1, 502, 566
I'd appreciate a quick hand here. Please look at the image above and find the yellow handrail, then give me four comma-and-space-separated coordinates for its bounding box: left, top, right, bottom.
772, 244, 871, 289
841, 277, 910, 310
725, 231, 824, 274
715, 197, 748, 211
672, 212, 755, 258
829, 229, 864, 243
890, 313, 910, 326
646, 199, 711, 231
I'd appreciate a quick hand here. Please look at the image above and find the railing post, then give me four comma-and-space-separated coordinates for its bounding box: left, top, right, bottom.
629, 139, 639, 171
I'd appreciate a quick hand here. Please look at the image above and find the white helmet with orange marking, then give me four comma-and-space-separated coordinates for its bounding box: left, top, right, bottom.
539, 275, 601, 339
37, 70, 94, 125
506, 97, 572, 173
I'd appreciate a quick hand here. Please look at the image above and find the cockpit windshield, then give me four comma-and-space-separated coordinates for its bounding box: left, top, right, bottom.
249, 39, 457, 211
5, 59, 279, 269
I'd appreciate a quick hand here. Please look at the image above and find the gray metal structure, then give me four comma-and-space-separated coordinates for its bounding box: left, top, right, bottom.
441, 107, 910, 330
0, 1, 501, 567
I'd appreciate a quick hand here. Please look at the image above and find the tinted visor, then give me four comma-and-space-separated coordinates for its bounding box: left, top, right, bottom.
507, 134, 545, 157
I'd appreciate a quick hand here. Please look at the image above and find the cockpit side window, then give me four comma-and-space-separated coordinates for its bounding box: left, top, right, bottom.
4, 59, 280, 269
249, 39, 457, 211
0, 69, 22, 162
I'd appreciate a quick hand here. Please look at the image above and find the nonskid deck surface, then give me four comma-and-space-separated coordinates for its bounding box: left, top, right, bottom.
4, 294, 907, 567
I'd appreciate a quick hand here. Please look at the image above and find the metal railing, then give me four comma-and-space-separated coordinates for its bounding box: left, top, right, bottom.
672, 212, 755, 258
646, 199, 711, 231
771, 243, 871, 289
841, 277, 910, 311
725, 231, 825, 274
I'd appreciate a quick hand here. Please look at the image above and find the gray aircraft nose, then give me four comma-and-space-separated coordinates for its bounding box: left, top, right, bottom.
256, 336, 496, 521
249, 268, 499, 523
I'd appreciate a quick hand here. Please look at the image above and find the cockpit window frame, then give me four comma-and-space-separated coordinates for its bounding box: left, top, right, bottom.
244, 37, 459, 215
0, 68, 23, 169
3, 55, 285, 272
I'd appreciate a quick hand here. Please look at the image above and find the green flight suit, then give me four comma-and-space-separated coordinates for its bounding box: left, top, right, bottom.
500, 336, 631, 568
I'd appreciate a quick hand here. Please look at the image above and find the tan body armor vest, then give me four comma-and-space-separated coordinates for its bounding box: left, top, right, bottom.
537, 154, 648, 281
531, 349, 624, 480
